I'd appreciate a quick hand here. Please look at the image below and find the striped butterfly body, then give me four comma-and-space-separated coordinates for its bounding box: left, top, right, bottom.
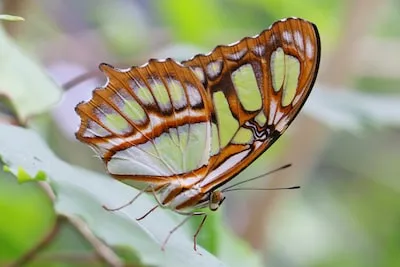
76, 18, 320, 250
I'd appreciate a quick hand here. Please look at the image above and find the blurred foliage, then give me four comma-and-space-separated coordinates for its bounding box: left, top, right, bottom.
304, 129, 400, 267
0, 25, 61, 122
0, 169, 54, 264
374, 0, 400, 37
152, 0, 344, 48
355, 76, 400, 93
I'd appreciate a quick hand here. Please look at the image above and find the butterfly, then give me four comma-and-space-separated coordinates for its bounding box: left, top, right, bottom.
75, 17, 320, 251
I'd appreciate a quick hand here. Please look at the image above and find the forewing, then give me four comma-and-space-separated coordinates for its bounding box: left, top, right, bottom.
181, 18, 321, 191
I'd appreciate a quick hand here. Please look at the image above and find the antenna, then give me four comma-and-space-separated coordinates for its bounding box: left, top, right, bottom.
223, 186, 300, 193
221, 163, 296, 192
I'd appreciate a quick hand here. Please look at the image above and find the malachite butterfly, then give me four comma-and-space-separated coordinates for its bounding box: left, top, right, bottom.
75, 17, 321, 250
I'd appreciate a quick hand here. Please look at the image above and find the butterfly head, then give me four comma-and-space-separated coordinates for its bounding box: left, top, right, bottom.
209, 190, 226, 211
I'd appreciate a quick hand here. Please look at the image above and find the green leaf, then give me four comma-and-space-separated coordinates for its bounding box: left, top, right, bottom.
0, 14, 25, 22
192, 212, 263, 267
3, 165, 47, 183
0, 26, 61, 122
0, 125, 225, 267
0, 169, 55, 261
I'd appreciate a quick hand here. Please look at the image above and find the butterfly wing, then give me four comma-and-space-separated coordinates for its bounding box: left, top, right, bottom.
181, 18, 321, 192
75, 59, 214, 189
75, 18, 320, 205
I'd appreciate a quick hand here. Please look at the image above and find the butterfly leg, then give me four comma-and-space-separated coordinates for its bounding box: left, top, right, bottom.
136, 205, 158, 220
149, 184, 168, 208
136, 185, 167, 220
193, 214, 207, 252
161, 211, 205, 251
102, 184, 151, 211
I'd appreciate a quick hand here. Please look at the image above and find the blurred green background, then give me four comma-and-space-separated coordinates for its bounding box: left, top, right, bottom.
1, 0, 400, 266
